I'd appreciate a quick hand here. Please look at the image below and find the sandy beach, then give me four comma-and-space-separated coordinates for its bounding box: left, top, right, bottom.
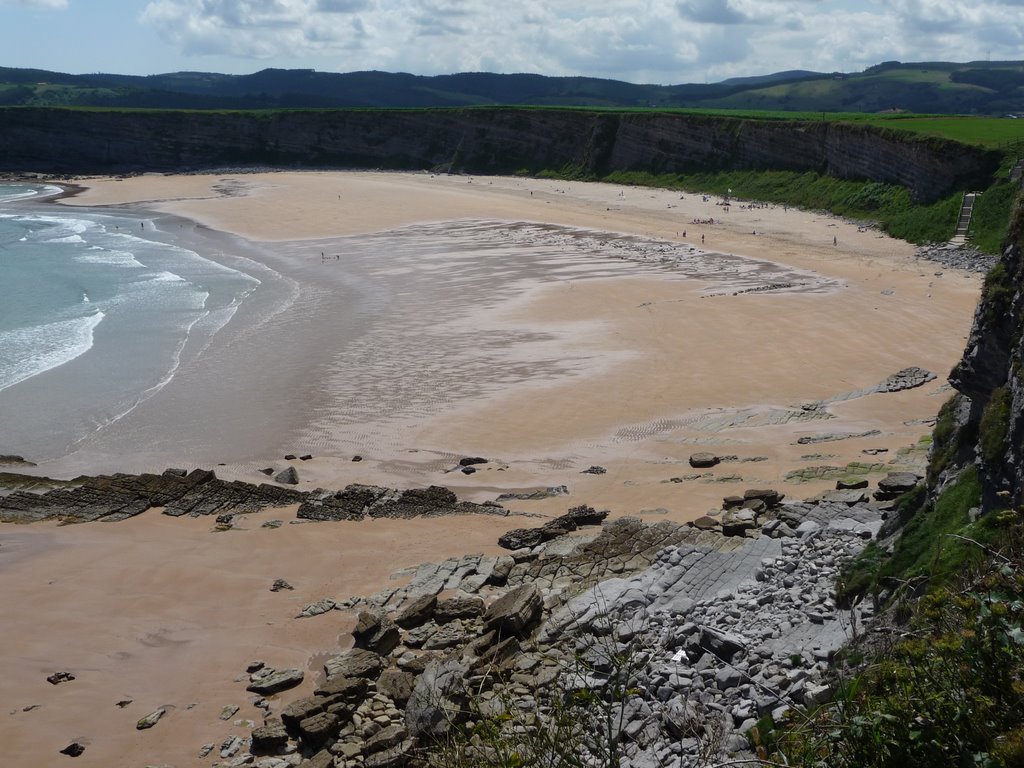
1, 170, 981, 766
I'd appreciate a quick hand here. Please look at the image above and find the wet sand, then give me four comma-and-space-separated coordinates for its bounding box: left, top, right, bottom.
0, 508, 515, 768
0, 171, 982, 766
53, 172, 981, 512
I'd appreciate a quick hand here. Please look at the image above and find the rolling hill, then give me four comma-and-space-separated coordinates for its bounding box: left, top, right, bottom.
1, 60, 1023, 114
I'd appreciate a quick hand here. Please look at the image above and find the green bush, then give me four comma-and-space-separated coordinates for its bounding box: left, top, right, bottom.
879, 466, 983, 588
971, 182, 1019, 254
775, 524, 1024, 768
980, 386, 1013, 466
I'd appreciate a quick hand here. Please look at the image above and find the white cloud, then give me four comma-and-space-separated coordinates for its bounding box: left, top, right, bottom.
1, 0, 70, 8
138, 0, 1024, 83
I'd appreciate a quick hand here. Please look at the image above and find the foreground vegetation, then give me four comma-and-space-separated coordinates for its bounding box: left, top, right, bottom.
765, 514, 1024, 767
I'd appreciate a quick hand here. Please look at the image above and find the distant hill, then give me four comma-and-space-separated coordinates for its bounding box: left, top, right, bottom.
1, 60, 1023, 114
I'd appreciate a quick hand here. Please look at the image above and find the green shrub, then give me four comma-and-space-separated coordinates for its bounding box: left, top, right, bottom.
982, 260, 1018, 328
971, 181, 1019, 254
879, 467, 982, 588
775, 531, 1024, 767
980, 386, 1013, 466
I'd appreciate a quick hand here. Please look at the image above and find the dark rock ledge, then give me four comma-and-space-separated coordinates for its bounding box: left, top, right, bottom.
0, 469, 508, 525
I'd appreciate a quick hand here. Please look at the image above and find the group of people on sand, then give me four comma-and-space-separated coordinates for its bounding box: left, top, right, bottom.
692, 217, 716, 225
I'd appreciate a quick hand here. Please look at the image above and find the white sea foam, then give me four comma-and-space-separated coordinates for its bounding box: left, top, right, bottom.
147, 270, 187, 283
0, 311, 105, 393
6, 213, 92, 244
0, 184, 62, 203
73, 248, 146, 268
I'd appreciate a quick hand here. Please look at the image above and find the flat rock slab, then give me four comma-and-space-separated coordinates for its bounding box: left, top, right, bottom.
324, 648, 385, 681
484, 583, 543, 637
820, 489, 869, 505
298, 598, 337, 618
689, 452, 720, 468
246, 668, 304, 695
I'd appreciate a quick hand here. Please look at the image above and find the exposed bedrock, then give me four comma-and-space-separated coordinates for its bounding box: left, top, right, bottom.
0, 469, 507, 524
218, 498, 884, 767
947, 197, 1024, 509
0, 108, 998, 203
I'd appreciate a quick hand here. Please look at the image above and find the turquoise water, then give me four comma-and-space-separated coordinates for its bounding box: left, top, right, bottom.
0, 183, 260, 461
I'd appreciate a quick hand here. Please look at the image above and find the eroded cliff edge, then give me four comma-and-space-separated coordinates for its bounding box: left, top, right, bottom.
0, 107, 998, 203
947, 190, 1024, 509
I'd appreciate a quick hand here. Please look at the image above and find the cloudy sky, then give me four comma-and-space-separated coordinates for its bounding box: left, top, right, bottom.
1, 0, 1022, 84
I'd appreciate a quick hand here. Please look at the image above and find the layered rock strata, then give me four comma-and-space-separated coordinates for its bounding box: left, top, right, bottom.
0, 470, 507, 524
211, 493, 886, 768
0, 108, 998, 203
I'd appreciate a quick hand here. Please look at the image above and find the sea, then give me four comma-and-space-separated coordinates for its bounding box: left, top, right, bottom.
0, 183, 261, 463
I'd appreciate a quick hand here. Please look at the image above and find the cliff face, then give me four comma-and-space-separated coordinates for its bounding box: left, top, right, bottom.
947, 194, 1024, 510
0, 108, 999, 203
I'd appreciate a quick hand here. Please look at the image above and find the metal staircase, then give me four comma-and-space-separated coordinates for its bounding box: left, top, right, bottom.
951, 192, 978, 245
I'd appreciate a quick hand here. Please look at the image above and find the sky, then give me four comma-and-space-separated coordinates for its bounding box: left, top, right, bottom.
1, 0, 1023, 84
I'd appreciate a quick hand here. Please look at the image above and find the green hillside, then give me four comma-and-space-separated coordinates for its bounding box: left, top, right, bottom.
2, 60, 1024, 114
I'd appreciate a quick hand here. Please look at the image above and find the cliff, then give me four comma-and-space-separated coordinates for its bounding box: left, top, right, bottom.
947, 191, 1024, 509
0, 107, 1000, 203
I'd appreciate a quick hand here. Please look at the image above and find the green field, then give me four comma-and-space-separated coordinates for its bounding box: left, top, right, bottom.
864, 116, 1024, 148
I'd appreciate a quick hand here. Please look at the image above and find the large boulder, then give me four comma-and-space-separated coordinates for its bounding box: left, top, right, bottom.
743, 488, 783, 507
721, 508, 758, 537
246, 667, 304, 695
497, 527, 545, 550
689, 452, 720, 468
314, 674, 369, 702
699, 626, 745, 663
373, 486, 459, 519
434, 593, 485, 624
274, 467, 299, 485
251, 718, 289, 754
560, 504, 609, 527
405, 657, 470, 738
282, 697, 328, 736
875, 472, 922, 500
484, 583, 543, 638
323, 648, 385, 681
297, 711, 340, 750
352, 610, 401, 655
297, 484, 389, 521
296, 750, 333, 768
376, 669, 417, 707
394, 594, 437, 629
662, 697, 703, 739
691, 515, 720, 531
487, 555, 515, 586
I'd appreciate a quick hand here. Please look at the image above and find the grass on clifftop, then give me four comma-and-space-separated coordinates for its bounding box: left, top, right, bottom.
837, 467, 988, 604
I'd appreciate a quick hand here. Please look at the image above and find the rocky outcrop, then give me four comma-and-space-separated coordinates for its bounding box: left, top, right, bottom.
0, 108, 998, 203
496, 504, 609, 550
296, 484, 506, 522
0, 468, 303, 523
0, 470, 508, 525
948, 196, 1024, 509
214, 495, 883, 767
